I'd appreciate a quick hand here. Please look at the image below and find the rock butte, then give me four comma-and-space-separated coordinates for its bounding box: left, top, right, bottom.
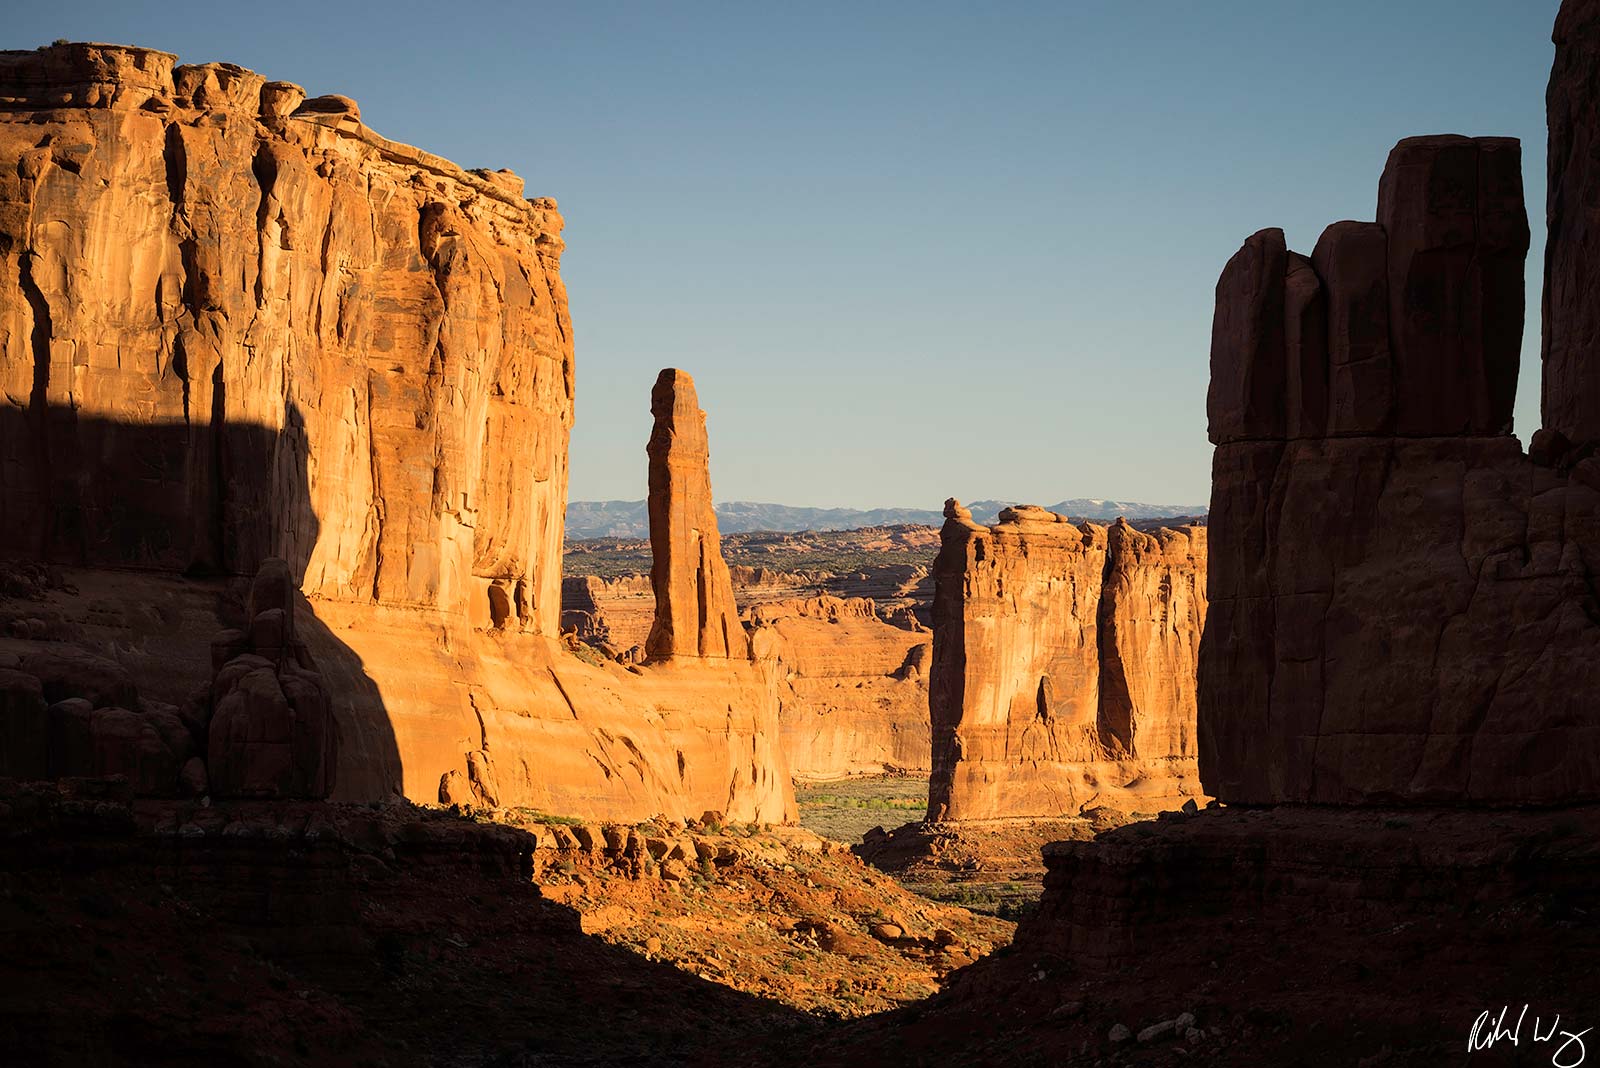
1197, 116, 1600, 804
928, 500, 1207, 820
0, 42, 791, 822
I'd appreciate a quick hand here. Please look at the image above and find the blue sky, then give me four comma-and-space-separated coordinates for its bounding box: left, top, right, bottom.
14, 1, 1562, 508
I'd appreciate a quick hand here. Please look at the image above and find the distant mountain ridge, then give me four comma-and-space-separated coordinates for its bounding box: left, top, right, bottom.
565, 498, 1207, 540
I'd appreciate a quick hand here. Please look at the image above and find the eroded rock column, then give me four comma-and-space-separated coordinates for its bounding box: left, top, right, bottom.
644, 369, 748, 661
927, 500, 1205, 821
1198, 127, 1600, 805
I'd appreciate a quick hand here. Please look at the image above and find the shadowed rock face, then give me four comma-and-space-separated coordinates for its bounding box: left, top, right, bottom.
0, 44, 794, 823
1544, 0, 1600, 445
1200, 110, 1600, 804
927, 500, 1206, 821
645, 369, 748, 661
205, 557, 337, 798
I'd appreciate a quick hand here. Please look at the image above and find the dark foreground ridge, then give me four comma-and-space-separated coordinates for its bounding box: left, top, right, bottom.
6, 784, 1599, 1067
0, 781, 815, 1067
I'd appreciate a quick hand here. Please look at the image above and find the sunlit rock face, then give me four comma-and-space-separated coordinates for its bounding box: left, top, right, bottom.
927, 500, 1206, 821
563, 576, 935, 780
1199, 121, 1600, 805
0, 43, 572, 630
0, 43, 794, 823
645, 369, 747, 661
745, 594, 932, 780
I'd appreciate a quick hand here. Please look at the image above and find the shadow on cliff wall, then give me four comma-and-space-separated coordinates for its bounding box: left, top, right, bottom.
0, 404, 402, 797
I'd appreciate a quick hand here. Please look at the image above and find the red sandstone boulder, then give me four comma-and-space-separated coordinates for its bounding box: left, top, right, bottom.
17, 647, 139, 709
0, 670, 47, 779
206, 559, 337, 799
86, 707, 180, 796
0, 666, 188, 795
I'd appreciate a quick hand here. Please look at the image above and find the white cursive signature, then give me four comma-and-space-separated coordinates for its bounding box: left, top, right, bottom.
1470, 1005, 1590, 1067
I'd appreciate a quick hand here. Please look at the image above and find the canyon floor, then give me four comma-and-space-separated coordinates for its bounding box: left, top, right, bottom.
794, 774, 929, 845
565, 526, 942, 584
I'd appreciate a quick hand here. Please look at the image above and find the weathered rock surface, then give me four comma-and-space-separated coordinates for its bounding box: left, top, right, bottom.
645, 369, 747, 661
1198, 122, 1600, 805
928, 500, 1206, 820
1545, 0, 1600, 445
204, 557, 337, 798
0, 44, 792, 823
0, 644, 193, 796
746, 595, 931, 778
561, 574, 653, 657
0, 44, 573, 622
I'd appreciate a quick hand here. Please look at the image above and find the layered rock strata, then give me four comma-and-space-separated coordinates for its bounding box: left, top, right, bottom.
0, 44, 572, 626
928, 501, 1206, 820
746, 595, 932, 779
560, 574, 653, 658
1198, 125, 1600, 805
0, 44, 791, 822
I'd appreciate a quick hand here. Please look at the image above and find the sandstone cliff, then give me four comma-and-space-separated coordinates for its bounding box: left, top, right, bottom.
1198, 119, 1600, 804
0, 45, 572, 627
0, 43, 793, 822
561, 574, 654, 657
927, 501, 1205, 821
746, 595, 932, 779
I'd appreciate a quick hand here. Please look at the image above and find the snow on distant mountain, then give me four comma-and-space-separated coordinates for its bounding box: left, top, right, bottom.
564, 498, 1206, 540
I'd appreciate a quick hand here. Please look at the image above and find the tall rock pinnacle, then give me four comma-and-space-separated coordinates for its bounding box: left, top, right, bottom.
645, 369, 748, 661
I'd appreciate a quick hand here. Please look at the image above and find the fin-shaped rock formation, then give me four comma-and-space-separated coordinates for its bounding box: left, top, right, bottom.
1199, 9, 1600, 804
927, 500, 1206, 820
0, 43, 792, 822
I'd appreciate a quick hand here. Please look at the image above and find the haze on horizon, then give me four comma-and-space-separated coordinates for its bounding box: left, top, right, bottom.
12, 0, 1562, 511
